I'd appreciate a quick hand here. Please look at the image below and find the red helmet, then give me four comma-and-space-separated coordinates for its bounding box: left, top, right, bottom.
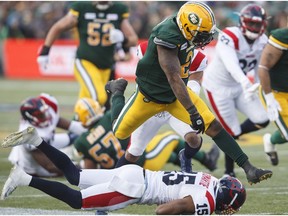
215, 176, 246, 215
20, 97, 52, 128
239, 4, 267, 40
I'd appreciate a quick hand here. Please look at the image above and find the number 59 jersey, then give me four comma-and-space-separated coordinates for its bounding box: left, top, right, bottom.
140, 170, 218, 215
203, 26, 267, 90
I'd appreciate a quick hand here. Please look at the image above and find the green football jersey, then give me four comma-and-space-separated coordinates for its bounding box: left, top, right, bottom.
70, 2, 129, 69
136, 15, 194, 103
74, 111, 145, 168
268, 28, 288, 92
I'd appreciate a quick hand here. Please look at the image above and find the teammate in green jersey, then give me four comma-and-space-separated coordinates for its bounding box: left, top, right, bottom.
73, 96, 219, 172
111, 1, 272, 185
258, 27, 288, 166
37, 2, 138, 111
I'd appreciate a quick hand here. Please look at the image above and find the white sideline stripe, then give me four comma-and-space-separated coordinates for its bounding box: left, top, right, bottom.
0, 207, 93, 215
0, 207, 129, 215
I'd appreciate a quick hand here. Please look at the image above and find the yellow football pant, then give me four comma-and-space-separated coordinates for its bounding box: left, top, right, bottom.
74, 58, 111, 106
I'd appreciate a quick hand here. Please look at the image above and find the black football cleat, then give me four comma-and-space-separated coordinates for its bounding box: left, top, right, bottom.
246, 167, 273, 185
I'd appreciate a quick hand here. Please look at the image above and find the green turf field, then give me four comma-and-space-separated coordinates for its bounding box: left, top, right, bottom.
0, 78, 287, 215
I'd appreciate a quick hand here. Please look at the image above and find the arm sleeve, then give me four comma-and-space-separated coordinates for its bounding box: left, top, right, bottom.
216, 40, 250, 85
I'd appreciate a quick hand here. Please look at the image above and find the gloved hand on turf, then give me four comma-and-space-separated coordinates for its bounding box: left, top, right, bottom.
37, 45, 50, 71
264, 92, 282, 121
187, 106, 205, 134
109, 29, 124, 44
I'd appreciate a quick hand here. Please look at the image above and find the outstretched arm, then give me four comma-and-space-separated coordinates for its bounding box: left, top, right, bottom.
155, 196, 195, 215
43, 12, 78, 47
120, 19, 138, 48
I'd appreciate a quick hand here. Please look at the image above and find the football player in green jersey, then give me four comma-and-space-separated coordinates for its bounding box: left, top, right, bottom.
73, 96, 219, 172
111, 1, 272, 185
37, 1, 138, 111
258, 27, 288, 166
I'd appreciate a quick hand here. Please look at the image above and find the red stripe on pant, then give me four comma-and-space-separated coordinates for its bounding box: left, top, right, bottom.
206, 90, 235, 136
82, 191, 134, 209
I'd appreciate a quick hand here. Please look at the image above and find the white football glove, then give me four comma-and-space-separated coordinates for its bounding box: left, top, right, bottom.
264, 92, 282, 121
37, 55, 49, 71
68, 120, 87, 135
109, 28, 124, 44
241, 81, 260, 102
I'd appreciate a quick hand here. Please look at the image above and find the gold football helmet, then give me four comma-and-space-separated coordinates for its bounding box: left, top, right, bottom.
176, 1, 217, 48
74, 98, 104, 127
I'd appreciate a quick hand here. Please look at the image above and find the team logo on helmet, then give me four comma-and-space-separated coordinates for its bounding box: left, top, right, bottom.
188, 13, 200, 25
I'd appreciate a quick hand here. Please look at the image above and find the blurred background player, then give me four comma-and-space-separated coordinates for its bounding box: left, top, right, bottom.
202, 4, 270, 177
8, 93, 86, 177
37, 1, 138, 111
258, 27, 288, 166
1, 126, 246, 215
134, 40, 219, 173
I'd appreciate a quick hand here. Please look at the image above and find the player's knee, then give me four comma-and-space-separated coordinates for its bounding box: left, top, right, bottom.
125, 151, 140, 163
115, 130, 129, 140
205, 119, 223, 137
184, 132, 201, 148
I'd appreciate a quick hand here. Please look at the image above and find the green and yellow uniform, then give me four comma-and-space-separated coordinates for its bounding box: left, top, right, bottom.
74, 111, 186, 170
261, 28, 288, 142
268, 28, 288, 93
70, 2, 129, 106
113, 15, 215, 140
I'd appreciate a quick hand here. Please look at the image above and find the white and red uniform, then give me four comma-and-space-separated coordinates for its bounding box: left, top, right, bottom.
128, 41, 207, 157
202, 27, 269, 136
79, 164, 218, 214
8, 93, 74, 177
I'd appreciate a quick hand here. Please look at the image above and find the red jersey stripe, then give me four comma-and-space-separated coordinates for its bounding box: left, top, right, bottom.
205, 190, 215, 214
206, 90, 235, 136
190, 51, 206, 71
140, 41, 148, 56
223, 29, 239, 50
40, 96, 58, 113
82, 191, 133, 209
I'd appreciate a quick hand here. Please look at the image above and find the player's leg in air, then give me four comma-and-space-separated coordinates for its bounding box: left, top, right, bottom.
1, 127, 142, 211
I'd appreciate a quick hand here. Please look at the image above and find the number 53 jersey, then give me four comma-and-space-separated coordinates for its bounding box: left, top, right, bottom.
140, 170, 219, 215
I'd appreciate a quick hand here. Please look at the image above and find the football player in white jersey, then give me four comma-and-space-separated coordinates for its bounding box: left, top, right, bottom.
1, 126, 246, 215
8, 93, 87, 177
118, 40, 220, 173
202, 4, 270, 177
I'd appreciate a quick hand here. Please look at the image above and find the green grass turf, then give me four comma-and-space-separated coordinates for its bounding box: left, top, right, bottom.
0, 78, 287, 214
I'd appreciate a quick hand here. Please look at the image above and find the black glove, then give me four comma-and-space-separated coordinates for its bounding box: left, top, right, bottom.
187, 106, 205, 134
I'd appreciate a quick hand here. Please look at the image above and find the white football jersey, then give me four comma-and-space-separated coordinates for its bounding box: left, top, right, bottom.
140, 170, 218, 215
8, 93, 60, 176
203, 27, 268, 90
